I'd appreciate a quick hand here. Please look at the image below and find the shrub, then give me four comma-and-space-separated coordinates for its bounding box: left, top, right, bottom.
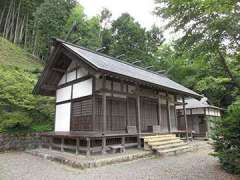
0, 65, 54, 133
211, 98, 240, 174
0, 111, 32, 132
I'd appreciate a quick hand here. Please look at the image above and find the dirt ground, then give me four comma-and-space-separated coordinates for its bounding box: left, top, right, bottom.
0, 147, 238, 180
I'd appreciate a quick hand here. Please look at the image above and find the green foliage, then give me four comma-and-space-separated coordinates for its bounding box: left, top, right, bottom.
154, 0, 240, 107
0, 37, 54, 133
0, 64, 54, 133
33, 0, 73, 58
0, 111, 32, 132
65, 5, 101, 49
109, 13, 164, 66
154, 0, 240, 90
212, 98, 240, 174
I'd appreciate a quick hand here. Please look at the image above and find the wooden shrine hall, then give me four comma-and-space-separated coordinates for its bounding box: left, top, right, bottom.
33, 38, 202, 155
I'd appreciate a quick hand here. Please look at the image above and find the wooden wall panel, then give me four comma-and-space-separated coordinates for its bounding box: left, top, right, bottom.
127, 98, 137, 126
160, 104, 169, 132
140, 97, 158, 132
106, 97, 127, 131
170, 106, 177, 131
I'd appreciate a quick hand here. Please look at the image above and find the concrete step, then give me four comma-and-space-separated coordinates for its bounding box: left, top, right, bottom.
145, 136, 179, 143
156, 145, 192, 155
148, 139, 182, 147
154, 142, 188, 151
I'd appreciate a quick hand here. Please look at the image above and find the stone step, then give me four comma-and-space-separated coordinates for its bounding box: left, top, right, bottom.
153, 142, 188, 151
148, 139, 182, 147
157, 145, 191, 155
145, 136, 179, 143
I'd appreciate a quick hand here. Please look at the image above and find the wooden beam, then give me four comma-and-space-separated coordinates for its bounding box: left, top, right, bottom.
42, 84, 56, 91
182, 97, 189, 141
52, 67, 65, 73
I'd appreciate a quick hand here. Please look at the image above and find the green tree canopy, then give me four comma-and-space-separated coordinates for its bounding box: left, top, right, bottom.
154, 0, 240, 88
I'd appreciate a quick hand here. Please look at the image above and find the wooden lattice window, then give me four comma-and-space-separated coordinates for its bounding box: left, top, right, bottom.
71, 98, 93, 131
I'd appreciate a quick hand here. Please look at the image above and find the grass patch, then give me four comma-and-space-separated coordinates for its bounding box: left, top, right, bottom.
0, 37, 43, 71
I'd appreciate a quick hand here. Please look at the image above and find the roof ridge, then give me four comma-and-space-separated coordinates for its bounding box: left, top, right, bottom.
54, 38, 166, 77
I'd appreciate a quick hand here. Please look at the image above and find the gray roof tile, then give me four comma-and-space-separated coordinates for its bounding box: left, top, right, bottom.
63, 42, 201, 98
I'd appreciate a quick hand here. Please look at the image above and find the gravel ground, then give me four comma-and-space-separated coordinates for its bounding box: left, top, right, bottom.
0, 147, 238, 180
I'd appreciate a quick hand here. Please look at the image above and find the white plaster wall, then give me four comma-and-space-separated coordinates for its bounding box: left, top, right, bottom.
72, 78, 92, 99
77, 67, 88, 78
55, 103, 71, 132
67, 70, 76, 82
56, 86, 72, 103
58, 74, 66, 85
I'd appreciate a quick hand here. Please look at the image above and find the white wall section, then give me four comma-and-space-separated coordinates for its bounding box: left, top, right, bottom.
77, 67, 88, 78
72, 78, 93, 99
55, 103, 71, 132
56, 86, 72, 103
67, 70, 76, 82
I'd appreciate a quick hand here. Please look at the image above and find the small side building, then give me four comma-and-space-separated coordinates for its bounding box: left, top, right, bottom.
176, 97, 223, 139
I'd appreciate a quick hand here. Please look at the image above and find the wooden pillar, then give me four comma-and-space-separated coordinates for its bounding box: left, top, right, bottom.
49, 137, 53, 150
39, 136, 42, 149
174, 95, 178, 131
86, 137, 91, 156
121, 136, 125, 146
102, 93, 107, 134
136, 95, 141, 148
182, 97, 189, 141
61, 137, 64, 152
76, 138, 79, 155
102, 75, 107, 134
157, 95, 162, 126
102, 136, 106, 154
166, 92, 171, 133
92, 77, 96, 131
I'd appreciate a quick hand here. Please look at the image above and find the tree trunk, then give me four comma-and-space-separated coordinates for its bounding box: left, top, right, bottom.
0, 7, 6, 31
14, 0, 21, 44
3, 0, 13, 38
217, 49, 239, 88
